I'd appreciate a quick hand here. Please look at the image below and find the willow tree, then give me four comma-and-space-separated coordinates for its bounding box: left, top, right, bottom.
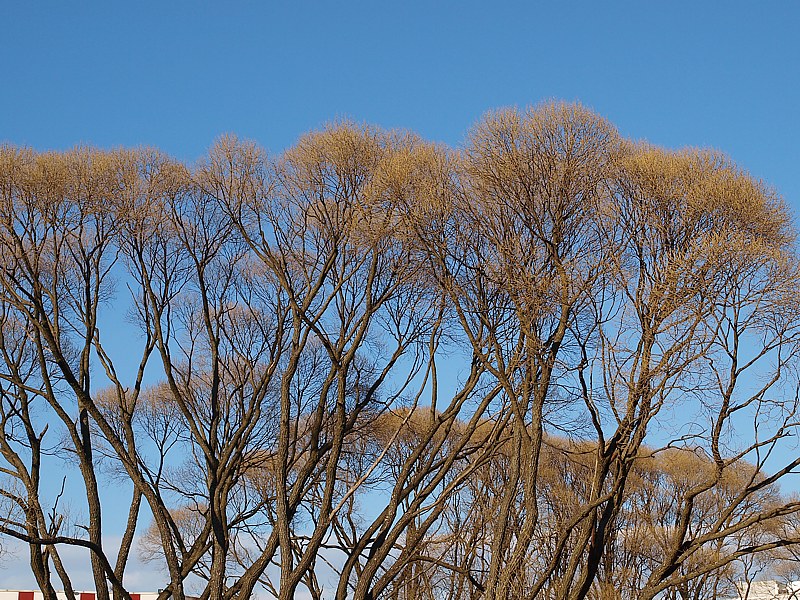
392, 103, 800, 600
1, 103, 799, 600
0, 146, 156, 600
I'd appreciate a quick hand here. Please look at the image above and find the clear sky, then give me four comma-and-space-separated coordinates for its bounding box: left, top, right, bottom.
2, 1, 799, 205
1, 0, 799, 593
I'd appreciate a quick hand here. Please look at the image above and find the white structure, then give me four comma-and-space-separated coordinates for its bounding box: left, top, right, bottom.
735, 580, 800, 600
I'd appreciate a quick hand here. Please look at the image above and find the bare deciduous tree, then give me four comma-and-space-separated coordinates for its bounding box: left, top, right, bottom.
1, 102, 799, 600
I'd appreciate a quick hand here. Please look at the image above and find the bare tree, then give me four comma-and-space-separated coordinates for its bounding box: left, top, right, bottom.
0, 146, 154, 600
2, 103, 800, 600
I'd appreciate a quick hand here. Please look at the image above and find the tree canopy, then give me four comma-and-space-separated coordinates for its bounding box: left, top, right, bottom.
1, 102, 799, 600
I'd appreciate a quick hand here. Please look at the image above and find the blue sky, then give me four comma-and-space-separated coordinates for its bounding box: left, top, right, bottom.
1, 0, 799, 593
2, 2, 799, 205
